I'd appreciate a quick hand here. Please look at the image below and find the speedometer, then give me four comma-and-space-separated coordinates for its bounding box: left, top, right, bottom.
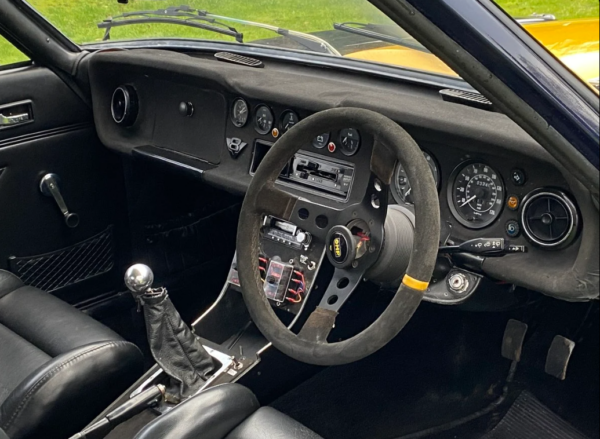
449, 162, 505, 229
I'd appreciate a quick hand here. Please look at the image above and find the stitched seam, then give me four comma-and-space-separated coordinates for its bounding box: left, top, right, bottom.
1, 341, 131, 430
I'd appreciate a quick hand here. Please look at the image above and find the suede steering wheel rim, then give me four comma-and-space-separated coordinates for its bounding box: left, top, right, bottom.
237, 108, 440, 366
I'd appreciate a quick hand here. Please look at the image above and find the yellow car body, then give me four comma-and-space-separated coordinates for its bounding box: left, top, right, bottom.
346, 18, 600, 90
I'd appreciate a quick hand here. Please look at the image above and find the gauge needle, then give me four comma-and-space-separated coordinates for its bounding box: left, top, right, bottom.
460, 195, 477, 207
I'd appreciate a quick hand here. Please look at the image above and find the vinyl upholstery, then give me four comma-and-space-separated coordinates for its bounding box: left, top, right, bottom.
0, 270, 143, 439
135, 384, 323, 439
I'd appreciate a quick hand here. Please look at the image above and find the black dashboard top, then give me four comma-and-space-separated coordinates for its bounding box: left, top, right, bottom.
86, 49, 599, 302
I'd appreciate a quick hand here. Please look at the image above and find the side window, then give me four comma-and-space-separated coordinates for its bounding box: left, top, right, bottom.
0, 35, 29, 67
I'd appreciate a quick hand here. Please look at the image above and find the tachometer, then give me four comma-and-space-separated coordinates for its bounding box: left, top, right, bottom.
254, 105, 275, 135
449, 162, 505, 229
393, 151, 440, 205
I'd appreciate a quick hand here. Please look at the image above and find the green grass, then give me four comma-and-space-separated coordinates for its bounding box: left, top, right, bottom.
1, 0, 598, 66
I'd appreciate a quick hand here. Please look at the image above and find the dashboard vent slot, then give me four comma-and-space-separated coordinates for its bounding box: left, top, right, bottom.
521, 190, 579, 249
440, 89, 493, 111
215, 52, 264, 68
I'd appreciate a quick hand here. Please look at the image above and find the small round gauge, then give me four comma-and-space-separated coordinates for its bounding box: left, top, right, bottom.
254, 105, 275, 135
313, 133, 330, 149
449, 162, 505, 229
339, 128, 361, 156
281, 110, 300, 134
393, 151, 440, 205
231, 98, 249, 128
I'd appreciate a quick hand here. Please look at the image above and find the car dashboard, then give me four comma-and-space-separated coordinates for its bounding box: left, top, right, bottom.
86, 49, 599, 304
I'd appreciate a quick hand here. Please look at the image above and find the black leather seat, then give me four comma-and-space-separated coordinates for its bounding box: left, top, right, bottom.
0, 270, 144, 439
135, 384, 323, 439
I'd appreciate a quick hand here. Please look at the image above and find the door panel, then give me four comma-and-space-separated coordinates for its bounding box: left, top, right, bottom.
0, 66, 129, 304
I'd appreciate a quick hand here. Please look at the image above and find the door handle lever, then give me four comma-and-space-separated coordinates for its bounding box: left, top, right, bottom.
0, 100, 33, 130
40, 174, 80, 228
0, 112, 31, 127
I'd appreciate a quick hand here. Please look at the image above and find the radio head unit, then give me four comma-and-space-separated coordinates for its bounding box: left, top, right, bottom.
250, 141, 355, 201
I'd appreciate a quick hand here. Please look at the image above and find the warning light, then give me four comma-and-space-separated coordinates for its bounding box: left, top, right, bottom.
507, 196, 520, 211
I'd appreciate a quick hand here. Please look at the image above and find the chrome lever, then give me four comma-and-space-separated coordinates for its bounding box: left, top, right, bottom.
0, 112, 31, 127
0, 100, 33, 130
40, 174, 80, 228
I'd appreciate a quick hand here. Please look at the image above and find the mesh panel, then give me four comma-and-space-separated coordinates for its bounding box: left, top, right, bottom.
8, 226, 114, 292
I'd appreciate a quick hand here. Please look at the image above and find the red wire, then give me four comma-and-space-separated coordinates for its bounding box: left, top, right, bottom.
357, 232, 371, 241
293, 271, 305, 283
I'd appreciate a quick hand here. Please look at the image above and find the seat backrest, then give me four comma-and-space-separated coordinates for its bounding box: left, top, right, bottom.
0, 271, 144, 439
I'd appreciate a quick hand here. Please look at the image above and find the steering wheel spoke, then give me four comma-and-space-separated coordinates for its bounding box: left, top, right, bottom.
297, 267, 366, 344
318, 267, 366, 312
254, 183, 300, 221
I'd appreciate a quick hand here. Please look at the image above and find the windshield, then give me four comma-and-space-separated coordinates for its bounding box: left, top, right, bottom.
14, 0, 600, 88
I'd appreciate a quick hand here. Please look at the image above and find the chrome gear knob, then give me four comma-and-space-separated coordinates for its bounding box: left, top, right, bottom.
125, 264, 154, 294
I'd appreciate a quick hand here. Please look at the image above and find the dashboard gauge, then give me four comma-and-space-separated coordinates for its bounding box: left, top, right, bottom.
231, 98, 249, 128
449, 162, 505, 229
339, 128, 361, 156
254, 105, 275, 135
281, 110, 300, 133
313, 133, 330, 149
393, 151, 440, 205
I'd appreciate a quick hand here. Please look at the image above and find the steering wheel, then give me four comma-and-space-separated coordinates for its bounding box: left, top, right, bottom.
237, 108, 440, 366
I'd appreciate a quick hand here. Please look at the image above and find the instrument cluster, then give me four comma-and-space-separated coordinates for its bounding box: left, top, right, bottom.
231, 98, 361, 157
392, 153, 508, 230
390, 150, 579, 250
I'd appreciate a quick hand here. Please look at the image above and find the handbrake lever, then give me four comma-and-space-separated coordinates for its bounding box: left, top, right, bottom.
69, 385, 165, 439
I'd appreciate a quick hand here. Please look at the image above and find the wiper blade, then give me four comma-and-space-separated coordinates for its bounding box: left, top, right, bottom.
98, 5, 244, 42
334, 22, 429, 53
198, 11, 341, 56
98, 5, 340, 56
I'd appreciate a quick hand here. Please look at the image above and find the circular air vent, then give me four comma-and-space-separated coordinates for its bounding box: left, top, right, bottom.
521, 189, 579, 249
111, 85, 138, 126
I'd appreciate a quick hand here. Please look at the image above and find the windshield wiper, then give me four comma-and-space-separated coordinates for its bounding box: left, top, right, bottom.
98, 5, 341, 56
98, 5, 244, 42
197, 11, 341, 56
334, 22, 429, 53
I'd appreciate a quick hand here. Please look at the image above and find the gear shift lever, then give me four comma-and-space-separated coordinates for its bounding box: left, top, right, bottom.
125, 264, 155, 294
125, 264, 216, 399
